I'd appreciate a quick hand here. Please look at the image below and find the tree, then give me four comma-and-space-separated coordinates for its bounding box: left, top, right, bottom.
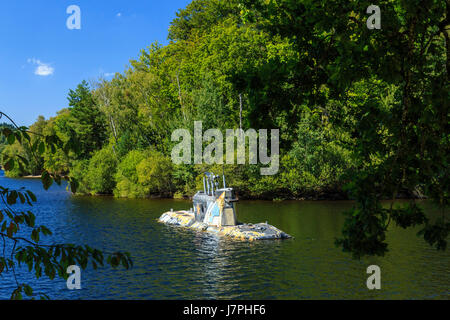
67, 80, 107, 159
242, 0, 449, 258
84, 146, 118, 195
0, 111, 132, 299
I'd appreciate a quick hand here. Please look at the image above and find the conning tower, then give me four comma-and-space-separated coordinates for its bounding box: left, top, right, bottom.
192, 172, 238, 227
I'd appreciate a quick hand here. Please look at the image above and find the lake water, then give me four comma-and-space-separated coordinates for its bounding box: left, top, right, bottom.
0, 173, 448, 299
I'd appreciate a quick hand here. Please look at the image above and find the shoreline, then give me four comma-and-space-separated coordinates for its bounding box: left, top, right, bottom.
2, 173, 425, 202
73, 191, 425, 202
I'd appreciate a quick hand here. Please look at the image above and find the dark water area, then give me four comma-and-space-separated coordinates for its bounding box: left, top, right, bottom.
0, 172, 448, 299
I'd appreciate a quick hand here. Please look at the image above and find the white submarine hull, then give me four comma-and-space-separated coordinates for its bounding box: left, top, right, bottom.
158, 210, 291, 241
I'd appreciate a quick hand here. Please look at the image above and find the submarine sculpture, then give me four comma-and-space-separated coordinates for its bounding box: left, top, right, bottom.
159, 172, 291, 240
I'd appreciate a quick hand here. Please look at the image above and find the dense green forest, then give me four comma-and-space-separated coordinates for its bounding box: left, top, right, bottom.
1, 0, 448, 257
3, 0, 365, 200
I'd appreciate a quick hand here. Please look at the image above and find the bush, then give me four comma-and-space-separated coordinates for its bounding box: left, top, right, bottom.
114, 149, 173, 198
85, 146, 118, 194
136, 151, 173, 194
114, 150, 148, 198
70, 159, 90, 194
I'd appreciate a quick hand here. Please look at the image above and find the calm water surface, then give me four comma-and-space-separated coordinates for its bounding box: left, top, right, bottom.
0, 173, 448, 299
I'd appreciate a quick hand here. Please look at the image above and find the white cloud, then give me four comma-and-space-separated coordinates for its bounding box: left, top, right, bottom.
35, 64, 54, 76
104, 72, 115, 77
116, 13, 122, 17
27, 58, 54, 76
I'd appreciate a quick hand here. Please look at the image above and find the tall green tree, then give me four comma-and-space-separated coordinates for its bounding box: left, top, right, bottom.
67, 80, 107, 159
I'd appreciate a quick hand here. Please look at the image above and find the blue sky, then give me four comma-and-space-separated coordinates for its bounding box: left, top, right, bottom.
0, 0, 191, 126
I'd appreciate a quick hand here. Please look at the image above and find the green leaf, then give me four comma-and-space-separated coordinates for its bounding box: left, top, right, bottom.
38, 141, 45, 155
26, 190, 37, 202
23, 285, 33, 297
40, 225, 52, 236
41, 171, 53, 190
7, 133, 15, 145
4, 158, 14, 171
18, 192, 25, 204
31, 229, 40, 242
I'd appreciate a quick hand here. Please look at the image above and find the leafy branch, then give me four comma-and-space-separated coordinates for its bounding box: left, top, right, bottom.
0, 112, 132, 299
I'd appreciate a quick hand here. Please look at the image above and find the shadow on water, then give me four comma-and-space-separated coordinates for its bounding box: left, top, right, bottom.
0, 173, 448, 299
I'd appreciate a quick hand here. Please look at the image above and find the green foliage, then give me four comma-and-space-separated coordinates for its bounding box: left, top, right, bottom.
168, 0, 240, 41
2, 143, 27, 177
136, 151, 174, 195
69, 159, 90, 194
2, 0, 447, 259
239, 0, 449, 258
67, 80, 107, 159
114, 150, 151, 198
114, 149, 173, 198
85, 146, 118, 195
288, 110, 354, 192
116, 130, 138, 158
0, 116, 132, 299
